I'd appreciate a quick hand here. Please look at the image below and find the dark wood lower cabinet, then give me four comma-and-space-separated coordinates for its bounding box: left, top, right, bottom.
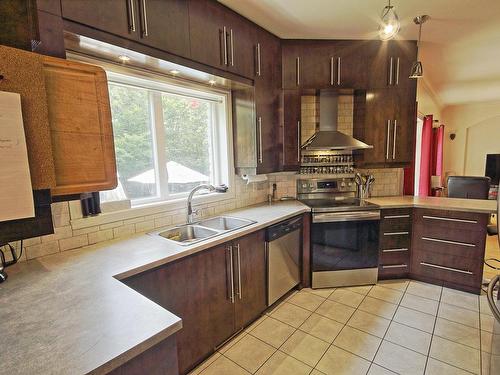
123, 230, 266, 374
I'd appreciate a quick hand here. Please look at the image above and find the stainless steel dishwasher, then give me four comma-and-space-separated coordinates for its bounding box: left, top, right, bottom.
266, 216, 302, 306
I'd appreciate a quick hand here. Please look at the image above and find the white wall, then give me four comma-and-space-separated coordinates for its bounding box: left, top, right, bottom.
442, 101, 500, 177
417, 80, 442, 119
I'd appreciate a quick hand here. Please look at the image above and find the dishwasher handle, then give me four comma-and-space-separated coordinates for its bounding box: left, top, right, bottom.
266, 216, 302, 242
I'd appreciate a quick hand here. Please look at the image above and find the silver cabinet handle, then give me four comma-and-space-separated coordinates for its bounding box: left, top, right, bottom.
230, 29, 234, 66
392, 119, 397, 160
386, 120, 391, 160
297, 121, 301, 162
228, 245, 235, 303
296, 57, 300, 86
256, 43, 261, 76
395, 58, 400, 85
330, 57, 334, 85
140, 0, 148, 37
422, 236, 476, 248
235, 243, 242, 300
422, 215, 478, 224
258, 116, 263, 163
382, 264, 407, 269
337, 57, 341, 85
420, 262, 473, 275
384, 231, 409, 236
223, 26, 228, 65
382, 248, 409, 252
128, 0, 136, 32
388, 57, 394, 85
384, 214, 410, 219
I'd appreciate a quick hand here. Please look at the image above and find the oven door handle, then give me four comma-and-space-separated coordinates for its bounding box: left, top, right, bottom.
313, 211, 380, 223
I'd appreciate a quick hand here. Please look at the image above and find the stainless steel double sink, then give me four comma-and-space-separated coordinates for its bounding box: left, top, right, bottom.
151, 216, 256, 246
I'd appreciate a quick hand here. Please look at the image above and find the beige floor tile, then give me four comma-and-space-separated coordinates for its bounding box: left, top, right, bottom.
328, 288, 366, 308
481, 330, 500, 355
245, 315, 267, 333
310, 370, 325, 375
374, 340, 427, 375
287, 291, 325, 311
302, 287, 336, 298
481, 351, 500, 375
201, 355, 250, 375
425, 358, 472, 375
406, 281, 442, 301
358, 296, 398, 319
299, 313, 344, 343
437, 302, 479, 329
481, 313, 495, 332
345, 284, 373, 295
479, 294, 494, 316
250, 316, 295, 348
429, 336, 480, 374
400, 293, 439, 315
333, 326, 382, 361
316, 299, 356, 324
316, 345, 371, 375
377, 279, 409, 292
218, 331, 247, 354
189, 352, 221, 375
440, 288, 479, 312
347, 310, 391, 338
368, 285, 403, 304
255, 350, 312, 375
224, 334, 276, 373
393, 306, 436, 333
367, 364, 398, 375
270, 302, 312, 328
384, 321, 431, 355
434, 317, 480, 349
280, 330, 329, 367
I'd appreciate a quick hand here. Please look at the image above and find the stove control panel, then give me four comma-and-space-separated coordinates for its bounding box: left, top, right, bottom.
297, 178, 357, 194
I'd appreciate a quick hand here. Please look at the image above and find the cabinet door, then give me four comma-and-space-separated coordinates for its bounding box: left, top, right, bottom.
137, 0, 190, 58
282, 89, 301, 170
390, 41, 418, 90
233, 230, 267, 329
225, 11, 256, 79
123, 244, 235, 374
61, 0, 137, 40
299, 42, 333, 89
334, 40, 378, 89
367, 41, 393, 88
389, 88, 417, 166
255, 30, 281, 174
188, 0, 227, 70
282, 43, 301, 89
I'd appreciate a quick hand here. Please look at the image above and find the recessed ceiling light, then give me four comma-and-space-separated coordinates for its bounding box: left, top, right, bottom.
118, 55, 130, 62
208, 79, 216, 85
170, 70, 180, 75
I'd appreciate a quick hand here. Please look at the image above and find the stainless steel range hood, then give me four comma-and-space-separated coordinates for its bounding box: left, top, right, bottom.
301, 90, 372, 151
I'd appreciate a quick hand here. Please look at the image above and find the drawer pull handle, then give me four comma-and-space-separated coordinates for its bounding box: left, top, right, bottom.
384, 215, 410, 219
384, 231, 409, 236
420, 262, 473, 275
382, 248, 408, 252
422, 215, 478, 224
382, 264, 407, 269
422, 236, 476, 248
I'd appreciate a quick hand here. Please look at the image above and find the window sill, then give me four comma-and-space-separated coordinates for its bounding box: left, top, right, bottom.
70, 190, 236, 230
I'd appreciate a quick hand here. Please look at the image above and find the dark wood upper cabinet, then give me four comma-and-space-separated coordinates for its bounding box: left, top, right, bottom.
282, 42, 302, 89
255, 29, 281, 174
282, 89, 301, 170
333, 40, 378, 89
224, 10, 256, 79
233, 230, 267, 329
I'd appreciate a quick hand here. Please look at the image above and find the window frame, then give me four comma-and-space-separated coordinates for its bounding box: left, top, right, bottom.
105, 70, 233, 206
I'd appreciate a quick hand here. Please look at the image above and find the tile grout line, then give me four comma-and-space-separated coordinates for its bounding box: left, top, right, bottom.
422, 282, 443, 375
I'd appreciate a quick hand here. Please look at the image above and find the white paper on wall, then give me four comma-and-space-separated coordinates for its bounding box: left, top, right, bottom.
0, 91, 35, 222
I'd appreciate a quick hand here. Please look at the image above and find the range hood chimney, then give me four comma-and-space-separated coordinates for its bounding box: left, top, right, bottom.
301, 90, 372, 151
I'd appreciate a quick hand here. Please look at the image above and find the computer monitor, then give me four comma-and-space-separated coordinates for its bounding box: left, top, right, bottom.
485, 154, 500, 186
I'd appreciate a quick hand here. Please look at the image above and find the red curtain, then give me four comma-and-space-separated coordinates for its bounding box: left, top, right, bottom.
418, 116, 444, 196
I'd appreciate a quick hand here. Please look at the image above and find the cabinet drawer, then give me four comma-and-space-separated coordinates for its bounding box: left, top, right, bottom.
380, 231, 411, 249
411, 250, 482, 288
378, 263, 409, 278
414, 208, 488, 234
380, 208, 412, 232
379, 249, 410, 265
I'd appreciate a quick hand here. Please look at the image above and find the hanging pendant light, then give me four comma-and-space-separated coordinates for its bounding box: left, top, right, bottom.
378, 0, 400, 40
410, 15, 430, 79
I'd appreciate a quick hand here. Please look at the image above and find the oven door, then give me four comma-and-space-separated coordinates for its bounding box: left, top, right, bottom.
311, 210, 380, 288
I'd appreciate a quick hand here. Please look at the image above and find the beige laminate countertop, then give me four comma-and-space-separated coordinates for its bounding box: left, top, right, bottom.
0, 201, 310, 375
366, 195, 497, 214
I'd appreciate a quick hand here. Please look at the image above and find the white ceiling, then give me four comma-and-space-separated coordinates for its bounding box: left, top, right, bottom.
219, 0, 500, 107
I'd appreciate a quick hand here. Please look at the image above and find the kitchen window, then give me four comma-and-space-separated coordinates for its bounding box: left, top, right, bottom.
102, 72, 231, 206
